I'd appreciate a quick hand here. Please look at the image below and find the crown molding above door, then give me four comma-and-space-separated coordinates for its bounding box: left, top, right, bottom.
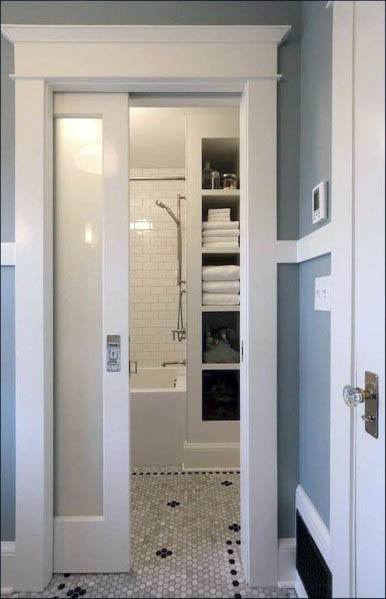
1, 24, 290, 44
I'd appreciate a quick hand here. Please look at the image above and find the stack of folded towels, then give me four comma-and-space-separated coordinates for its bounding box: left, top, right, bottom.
202, 264, 240, 305
202, 208, 239, 249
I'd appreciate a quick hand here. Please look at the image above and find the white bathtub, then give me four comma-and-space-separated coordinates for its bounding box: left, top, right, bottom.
130, 367, 186, 466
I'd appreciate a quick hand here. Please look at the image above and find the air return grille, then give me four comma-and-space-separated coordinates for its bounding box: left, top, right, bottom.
296, 511, 332, 598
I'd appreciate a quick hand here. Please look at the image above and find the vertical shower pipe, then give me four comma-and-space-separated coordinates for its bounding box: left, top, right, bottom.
155, 194, 186, 341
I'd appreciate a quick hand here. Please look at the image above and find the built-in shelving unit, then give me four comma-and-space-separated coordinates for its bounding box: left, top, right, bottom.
201, 189, 240, 198
200, 136, 240, 422
202, 247, 240, 254
202, 364, 240, 370
201, 305, 240, 312
185, 110, 240, 467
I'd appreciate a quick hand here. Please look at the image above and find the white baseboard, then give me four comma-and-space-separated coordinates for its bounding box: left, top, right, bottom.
1, 242, 16, 266
295, 571, 308, 598
1, 541, 16, 594
296, 485, 330, 566
183, 441, 239, 469
278, 537, 296, 587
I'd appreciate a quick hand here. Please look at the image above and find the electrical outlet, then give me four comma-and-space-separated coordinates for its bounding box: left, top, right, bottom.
314, 276, 331, 311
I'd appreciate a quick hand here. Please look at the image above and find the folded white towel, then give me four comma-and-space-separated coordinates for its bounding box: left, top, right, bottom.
202, 265, 240, 281
207, 208, 231, 222
202, 221, 239, 230
203, 281, 240, 294
208, 208, 231, 216
202, 236, 239, 244
202, 293, 240, 306
203, 241, 239, 248
203, 229, 239, 237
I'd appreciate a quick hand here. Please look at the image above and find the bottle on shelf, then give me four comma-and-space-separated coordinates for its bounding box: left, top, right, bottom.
202, 160, 212, 189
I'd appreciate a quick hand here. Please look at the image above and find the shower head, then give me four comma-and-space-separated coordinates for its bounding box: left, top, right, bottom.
155, 200, 179, 225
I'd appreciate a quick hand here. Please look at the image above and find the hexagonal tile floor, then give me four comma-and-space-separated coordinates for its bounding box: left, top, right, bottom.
10, 467, 295, 598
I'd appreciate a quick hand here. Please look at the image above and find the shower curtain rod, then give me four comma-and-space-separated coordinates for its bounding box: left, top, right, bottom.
130, 176, 186, 181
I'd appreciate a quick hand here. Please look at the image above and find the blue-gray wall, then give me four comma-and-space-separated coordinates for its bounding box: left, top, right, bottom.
297, 1, 332, 528
1, 1, 302, 542
299, 1, 332, 237
299, 254, 331, 526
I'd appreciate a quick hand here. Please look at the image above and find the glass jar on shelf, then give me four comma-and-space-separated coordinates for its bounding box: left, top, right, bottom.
210, 170, 220, 189
202, 161, 212, 189
222, 173, 238, 190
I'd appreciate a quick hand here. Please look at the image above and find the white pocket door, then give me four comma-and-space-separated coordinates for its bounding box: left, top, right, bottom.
53, 94, 129, 572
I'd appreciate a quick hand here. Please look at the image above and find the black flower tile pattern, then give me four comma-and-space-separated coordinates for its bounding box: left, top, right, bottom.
156, 548, 173, 558
10, 466, 295, 599
221, 481, 233, 487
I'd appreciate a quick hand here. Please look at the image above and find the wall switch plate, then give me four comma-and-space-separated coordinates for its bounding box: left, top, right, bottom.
314, 276, 331, 311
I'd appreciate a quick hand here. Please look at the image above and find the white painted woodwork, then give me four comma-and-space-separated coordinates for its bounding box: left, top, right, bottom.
52, 94, 129, 573
1, 24, 290, 44
183, 442, 240, 470
240, 79, 278, 587
1, 243, 16, 266
14, 79, 53, 593
185, 109, 240, 447
296, 223, 332, 262
54, 117, 104, 517
4, 23, 289, 590
353, 3, 385, 597
296, 486, 330, 566
1, 542, 16, 594
329, 3, 355, 597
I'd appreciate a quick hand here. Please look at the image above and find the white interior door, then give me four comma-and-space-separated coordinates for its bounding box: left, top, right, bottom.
53, 93, 129, 572
353, 2, 385, 597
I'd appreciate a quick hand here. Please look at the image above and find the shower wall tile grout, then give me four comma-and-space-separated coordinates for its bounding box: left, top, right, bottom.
130, 167, 187, 367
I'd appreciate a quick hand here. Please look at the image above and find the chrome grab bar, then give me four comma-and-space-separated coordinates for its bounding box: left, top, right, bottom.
162, 360, 186, 367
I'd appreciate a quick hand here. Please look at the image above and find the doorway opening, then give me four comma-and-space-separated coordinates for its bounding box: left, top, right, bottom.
128, 103, 246, 595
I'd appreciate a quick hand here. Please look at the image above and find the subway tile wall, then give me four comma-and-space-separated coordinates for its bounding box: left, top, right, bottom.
129, 168, 186, 368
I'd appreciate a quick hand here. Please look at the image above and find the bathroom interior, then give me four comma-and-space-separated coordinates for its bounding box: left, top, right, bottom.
129, 105, 241, 470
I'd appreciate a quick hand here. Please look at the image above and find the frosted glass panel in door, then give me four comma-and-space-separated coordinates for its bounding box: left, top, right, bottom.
54, 118, 103, 516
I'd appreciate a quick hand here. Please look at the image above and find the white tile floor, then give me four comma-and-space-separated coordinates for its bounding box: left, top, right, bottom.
11, 467, 296, 598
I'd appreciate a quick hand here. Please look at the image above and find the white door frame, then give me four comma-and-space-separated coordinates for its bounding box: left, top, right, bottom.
330, 2, 355, 597
1, 24, 289, 592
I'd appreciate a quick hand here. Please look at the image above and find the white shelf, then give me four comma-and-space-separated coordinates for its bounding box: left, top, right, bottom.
202, 247, 240, 254
202, 363, 240, 370
201, 189, 240, 198
201, 305, 240, 312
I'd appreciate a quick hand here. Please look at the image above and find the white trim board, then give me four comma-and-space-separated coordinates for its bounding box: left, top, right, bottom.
276, 224, 332, 265
295, 571, 308, 598
278, 538, 296, 588
296, 223, 332, 263
1, 541, 16, 595
1, 233, 332, 269
183, 442, 240, 470
1, 243, 16, 266
1, 24, 290, 44
6, 22, 288, 591
296, 485, 330, 566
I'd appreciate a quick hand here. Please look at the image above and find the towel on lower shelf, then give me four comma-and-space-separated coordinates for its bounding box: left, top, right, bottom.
202, 293, 240, 305
202, 229, 239, 237
202, 280, 240, 294
202, 265, 240, 281
208, 208, 231, 221
202, 221, 239, 230
202, 236, 239, 244
203, 242, 239, 248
